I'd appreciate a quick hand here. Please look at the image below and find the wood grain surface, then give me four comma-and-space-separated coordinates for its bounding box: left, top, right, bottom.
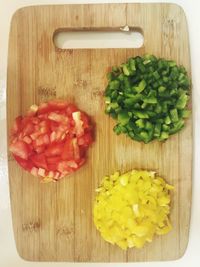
7, 3, 192, 262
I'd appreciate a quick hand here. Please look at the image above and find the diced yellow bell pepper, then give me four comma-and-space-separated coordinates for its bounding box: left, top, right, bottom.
93, 170, 174, 250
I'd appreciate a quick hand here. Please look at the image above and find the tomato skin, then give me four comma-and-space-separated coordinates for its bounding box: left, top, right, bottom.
57, 161, 74, 173
45, 143, 64, 157
38, 103, 50, 114
72, 138, 80, 160
22, 122, 34, 135
47, 163, 58, 171
50, 121, 59, 132
66, 104, 79, 116
78, 132, 93, 147
81, 112, 91, 129
30, 154, 48, 169
61, 137, 74, 160
13, 155, 33, 171
48, 100, 68, 110
76, 157, 86, 167
23, 136, 32, 144
10, 100, 93, 181
46, 156, 61, 164
34, 145, 46, 154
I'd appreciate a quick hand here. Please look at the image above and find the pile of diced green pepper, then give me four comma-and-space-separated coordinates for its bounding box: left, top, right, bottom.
104, 54, 191, 143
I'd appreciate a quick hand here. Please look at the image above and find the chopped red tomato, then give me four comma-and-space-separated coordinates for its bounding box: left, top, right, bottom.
35, 145, 46, 154
47, 163, 58, 171
11, 116, 22, 134
22, 122, 34, 136
81, 112, 91, 129
61, 137, 74, 160
10, 140, 29, 160
46, 156, 61, 164
78, 132, 93, 147
38, 103, 50, 114
13, 155, 34, 171
9, 100, 93, 182
57, 161, 75, 174
66, 103, 78, 116
48, 100, 68, 110
30, 154, 47, 169
45, 143, 64, 157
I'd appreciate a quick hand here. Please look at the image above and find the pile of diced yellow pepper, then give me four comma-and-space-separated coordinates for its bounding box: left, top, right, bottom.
93, 170, 174, 250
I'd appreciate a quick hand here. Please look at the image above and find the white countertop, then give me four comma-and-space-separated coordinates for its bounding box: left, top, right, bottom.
0, 0, 200, 266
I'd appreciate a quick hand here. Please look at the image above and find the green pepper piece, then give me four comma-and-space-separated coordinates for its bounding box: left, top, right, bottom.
143, 97, 157, 104
118, 73, 125, 81
179, 109, 191, 118
122, 64, 130, 76
159, 131, 169, 141
129, 58, 136, 71
162, 102, 168, 113
170, 108, 179, 122
169, 119, 185, 134
111, 102, 119, 109
134, 103, 141, 109
143, 91, 157, 104
117, 111, 130, 125
135, 119, 145, 128
128, 131, 135, 139
141, 102, 148, 109
123, 94, 142, 107
154, 103, 162, 114
153, 71, 160, 80
109, 80, 120, 90
168, 60, 176, 67
107, 72, 114, 81
133, 110, 149, 119
178, 73, 185, 81
143, 59, 151, 65
136, 79, 147, 93
179, 77, 190, 87
154, 123, 161, 137
110, 112, 117, 119
113, 124, 122, 135
163, 76, 169, 83
105, 96, 111, 104
145, 121, 153, 131
158, 86, 166, 93
146, 111, 156, 117
105, 105, 111, 113
132, 134, 142, 142
111, 90, 118, 99
139, 131, 151, 143
164, 115, 171, 125
138, 63, 146, 73
176, 93, 188, 109
126, 121, 135, 131
162, 124, 170, 131
121, 126, 128, 133
170, 88, 178, 96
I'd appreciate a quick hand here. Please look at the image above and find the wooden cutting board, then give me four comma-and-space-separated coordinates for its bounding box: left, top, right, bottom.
7, 3, 192, 262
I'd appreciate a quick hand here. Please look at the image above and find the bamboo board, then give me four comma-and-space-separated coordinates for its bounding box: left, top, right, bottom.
7, 3, 192, 262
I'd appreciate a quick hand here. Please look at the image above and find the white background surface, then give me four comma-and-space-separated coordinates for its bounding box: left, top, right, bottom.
0, 0, 200, 266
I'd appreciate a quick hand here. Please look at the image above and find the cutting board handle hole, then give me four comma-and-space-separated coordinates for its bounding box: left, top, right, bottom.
53, 27, 144, 49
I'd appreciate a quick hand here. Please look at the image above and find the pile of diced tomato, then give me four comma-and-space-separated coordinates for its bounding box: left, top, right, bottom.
9, 100, 93, 182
